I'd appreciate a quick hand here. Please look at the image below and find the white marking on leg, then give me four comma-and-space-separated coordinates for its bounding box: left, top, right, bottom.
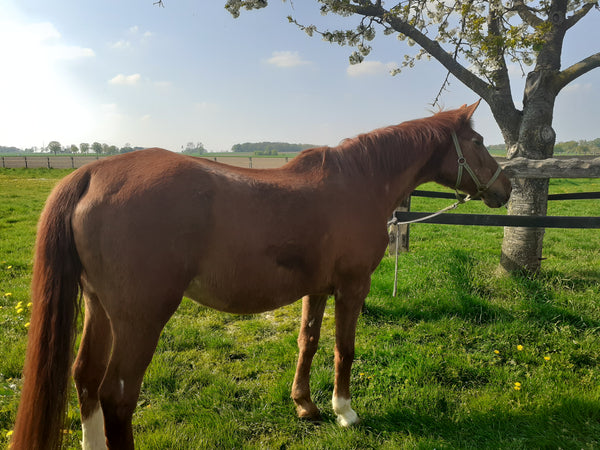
332, 395, 360, 427
81, 406, 107, 450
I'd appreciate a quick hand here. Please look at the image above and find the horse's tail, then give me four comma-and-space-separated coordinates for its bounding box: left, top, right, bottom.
11, 169, 91, 450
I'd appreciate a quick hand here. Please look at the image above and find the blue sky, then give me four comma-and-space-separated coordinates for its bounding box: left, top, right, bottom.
1, 0, 598, 152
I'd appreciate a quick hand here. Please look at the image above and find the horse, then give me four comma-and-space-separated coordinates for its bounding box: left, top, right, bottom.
11, 101, 511, 449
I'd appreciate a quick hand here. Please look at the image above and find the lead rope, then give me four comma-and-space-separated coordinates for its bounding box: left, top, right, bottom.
393, 222, 400, 297
389, 195, 472, 297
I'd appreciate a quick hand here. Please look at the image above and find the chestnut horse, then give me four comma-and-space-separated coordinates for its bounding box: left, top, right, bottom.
12, 101, 511, 449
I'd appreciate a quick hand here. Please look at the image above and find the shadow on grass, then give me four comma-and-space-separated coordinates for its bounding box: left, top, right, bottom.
506, 266, 600, 332
364, 250, 514, 325
365, 250, 600, 332
361, 395, 600, 448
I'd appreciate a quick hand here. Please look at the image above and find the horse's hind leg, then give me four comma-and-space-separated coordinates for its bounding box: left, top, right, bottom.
72, 293, 112, 450
291, 294, 327, 420
332, 280, 369, 427
99, 294, 181, 450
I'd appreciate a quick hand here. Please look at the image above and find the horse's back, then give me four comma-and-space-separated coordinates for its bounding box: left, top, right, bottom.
70, 149, 220, 301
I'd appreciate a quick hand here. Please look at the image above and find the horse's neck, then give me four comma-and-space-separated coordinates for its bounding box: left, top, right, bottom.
319, 141, 438, 218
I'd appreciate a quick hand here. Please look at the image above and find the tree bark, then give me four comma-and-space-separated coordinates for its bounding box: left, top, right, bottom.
500, 178, 549, 273
498, 68, 558, 274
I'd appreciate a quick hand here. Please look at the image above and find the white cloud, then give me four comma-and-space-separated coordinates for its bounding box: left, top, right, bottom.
266, 51, 311, 68
111, 39, 131, 50
2, 21, 94, 62
0, 12, 95, 147
109, 73, 142, 85
51, 45, 95, 60
111, 26, 152, 50
347, 60, 398, 77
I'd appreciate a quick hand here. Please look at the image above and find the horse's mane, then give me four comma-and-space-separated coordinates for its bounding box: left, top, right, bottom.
287, 108, 471, 177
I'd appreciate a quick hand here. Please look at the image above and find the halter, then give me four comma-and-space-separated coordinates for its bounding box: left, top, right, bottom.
388, 131, 503, 228
451, 131, 502, 200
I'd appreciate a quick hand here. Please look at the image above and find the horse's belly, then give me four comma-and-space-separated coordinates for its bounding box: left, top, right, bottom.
183, 275, 307, 314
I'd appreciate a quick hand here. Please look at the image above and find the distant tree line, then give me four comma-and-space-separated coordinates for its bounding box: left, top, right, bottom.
231, 142, 316, 155
0, 142, 144, 155
553, 139, 600, 155
181, 142, 207, 155
487, 138, 600, 156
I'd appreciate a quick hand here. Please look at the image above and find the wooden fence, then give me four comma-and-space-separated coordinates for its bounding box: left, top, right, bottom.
389, 156, 600, 253
0, 155, 291, 170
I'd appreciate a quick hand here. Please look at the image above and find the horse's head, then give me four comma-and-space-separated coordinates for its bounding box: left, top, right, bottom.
435, 101, 512, 208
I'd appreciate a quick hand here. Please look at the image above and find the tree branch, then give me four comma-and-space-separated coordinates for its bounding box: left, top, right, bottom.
349, 2, 493, 101
510, 0, 544, 28
564, 2, 598, 29
486, 4, 511, 92
555, 52, 600, 92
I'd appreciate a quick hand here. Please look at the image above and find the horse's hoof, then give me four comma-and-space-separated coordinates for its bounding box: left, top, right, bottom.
336, 413, 361, 427
332, 397, 360, 427
296, 404, 322, 422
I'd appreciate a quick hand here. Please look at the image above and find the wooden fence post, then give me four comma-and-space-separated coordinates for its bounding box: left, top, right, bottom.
388, 196, 411, 255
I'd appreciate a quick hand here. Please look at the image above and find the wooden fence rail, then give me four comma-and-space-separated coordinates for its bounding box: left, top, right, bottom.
389, 188, 600, 254
0, 155, 291, 170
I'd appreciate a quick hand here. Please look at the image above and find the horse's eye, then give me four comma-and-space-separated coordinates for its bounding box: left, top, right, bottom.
473, 139, 483, 146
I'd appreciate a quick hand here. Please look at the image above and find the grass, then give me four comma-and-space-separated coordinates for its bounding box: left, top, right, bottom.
1, 169, 599, 448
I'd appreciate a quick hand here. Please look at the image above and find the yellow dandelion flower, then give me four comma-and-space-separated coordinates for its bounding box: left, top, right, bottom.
493, 350, 500, 354
6, 430, 13, 437
27, 302, 32, 307
7, 265, 13, 269
514, 382, 522, 390
4, 292, 12, 297
16, 301, 23, 308
544, 356, 551, 361
517, 345, 524, 351
25, 322, 30, 328
16, 308, 24, 314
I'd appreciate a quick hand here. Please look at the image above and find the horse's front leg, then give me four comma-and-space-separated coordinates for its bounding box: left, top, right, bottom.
291, 294, 328, 420
332, 279, 370, 426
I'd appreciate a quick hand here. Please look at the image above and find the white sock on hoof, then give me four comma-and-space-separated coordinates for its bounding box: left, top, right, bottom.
332, 396, 360, 427
81, 406, 107, 450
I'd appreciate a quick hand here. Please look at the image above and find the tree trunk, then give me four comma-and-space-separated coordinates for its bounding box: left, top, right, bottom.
498, 70, 557, 274
499, 178, 549, 273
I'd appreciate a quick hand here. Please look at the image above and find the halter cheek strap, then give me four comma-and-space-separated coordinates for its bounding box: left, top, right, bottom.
451, 131, 502, 199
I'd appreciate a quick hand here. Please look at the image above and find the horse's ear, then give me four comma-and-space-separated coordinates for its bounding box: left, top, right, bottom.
464, 99, 482, 121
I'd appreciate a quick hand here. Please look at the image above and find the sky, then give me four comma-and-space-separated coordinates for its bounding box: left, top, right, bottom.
0, 0, 599, 152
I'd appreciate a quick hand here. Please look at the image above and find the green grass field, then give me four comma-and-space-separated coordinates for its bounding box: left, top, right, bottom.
1, 168, 599, 449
